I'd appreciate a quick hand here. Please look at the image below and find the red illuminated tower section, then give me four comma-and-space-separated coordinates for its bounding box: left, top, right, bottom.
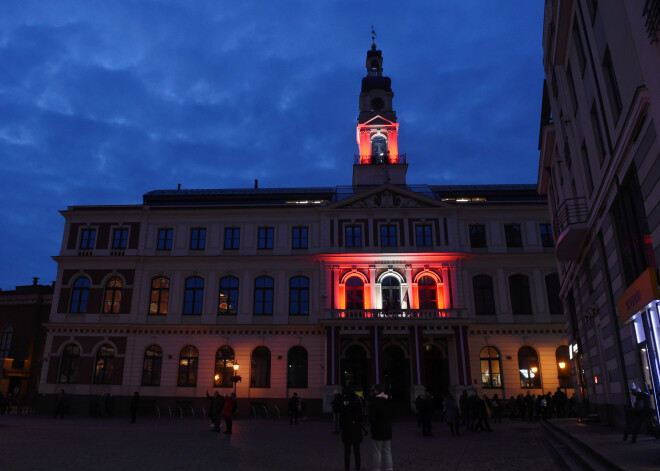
353, 37, 408, 187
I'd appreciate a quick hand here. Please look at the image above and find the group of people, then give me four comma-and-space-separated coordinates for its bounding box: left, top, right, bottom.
206, 391, 236, 434
329, 384, 393, 471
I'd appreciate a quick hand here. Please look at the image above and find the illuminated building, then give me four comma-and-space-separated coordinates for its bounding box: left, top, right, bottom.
38, 40, 569, 415
538, 1, 660, 426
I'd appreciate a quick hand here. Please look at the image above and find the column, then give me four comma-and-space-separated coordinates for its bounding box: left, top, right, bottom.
369, 265, 377, 310
404, 264, 413, 309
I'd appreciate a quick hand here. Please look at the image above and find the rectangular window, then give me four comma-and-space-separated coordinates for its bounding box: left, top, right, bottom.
190, 228, 206, 250
292, 227, 308, 249
345, 225, 362, 247
157, 228, 173, 250
469, 224, 487, 248
590, 102, 606, 165
573, 19, 586, 75
602, 47, 623, 122
415, 225, 432, 247
566, 64, 578, 116
80, 228, 96, 249
505, 224, 523, 248
539, 224, 554, 248
112, 228, 128, 249
258, 227, 274, 249
380, 225, 397, 247
224, 228, 240, 250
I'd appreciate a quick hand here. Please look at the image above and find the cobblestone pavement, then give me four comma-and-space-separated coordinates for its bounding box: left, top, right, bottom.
0, 415, 562, 471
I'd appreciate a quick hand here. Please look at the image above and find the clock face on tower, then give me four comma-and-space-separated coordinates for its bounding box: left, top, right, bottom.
370, 97, 385, 111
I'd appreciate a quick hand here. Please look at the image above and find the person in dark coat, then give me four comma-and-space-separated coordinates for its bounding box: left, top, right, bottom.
623, 387, 652, 443
340, 386, 364, 471
207, 391, 223, 432
418, 391, 433, 436
331, 389, 343, 433
369, 384, 393, 471
289, 392, 300, 425
444, 393, 460, 436
222, 393, 236, 434
129, 391, 139, 424
53, 389, 66, 419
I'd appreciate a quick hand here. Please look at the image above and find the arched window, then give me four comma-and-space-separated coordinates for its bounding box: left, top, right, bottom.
556, 345, 572, 389
214, 345, 235, 388
473, 275, 496, 315
371, 135, 387, 163
345, 277, 364, 309
381, 276, 400, 311
178, 345, 199, 387
93, 344, 115, 384
142, 345, 163, 386
509, 274, 532, 315
289, 276, 309, 315
0, 325, 12, 358
546, 274, 563, 314
518, 346, 541, 389
251, 346, 271, 388
418, 276, 437, 309
287, 346, 308, 388
218, 277, 239, 315
149, 277, 169, 315
183, 277, 204, 315
254, 276, 274, 315
70, 277, 90, 313
480, 346, 502, 388
103, 277, 123, 314
58, 344, 80, 384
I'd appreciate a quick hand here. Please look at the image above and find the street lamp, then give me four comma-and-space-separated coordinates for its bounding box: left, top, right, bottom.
558, 361, 568, 395
231, 363, 241, 394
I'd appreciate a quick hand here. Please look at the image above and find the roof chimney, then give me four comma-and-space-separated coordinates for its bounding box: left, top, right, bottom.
254, 179, 259, 189
33, 277, 39, 286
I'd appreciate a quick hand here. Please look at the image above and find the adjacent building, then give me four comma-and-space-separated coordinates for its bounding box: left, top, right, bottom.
538, 0, 660, 426
38, 40, 570, 416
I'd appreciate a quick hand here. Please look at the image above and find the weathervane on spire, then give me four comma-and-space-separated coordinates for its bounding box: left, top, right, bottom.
371, 26, 377, 49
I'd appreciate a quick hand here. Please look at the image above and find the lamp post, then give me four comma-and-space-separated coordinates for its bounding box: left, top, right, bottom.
558, 361, 568, 395
231, 363, 241, 395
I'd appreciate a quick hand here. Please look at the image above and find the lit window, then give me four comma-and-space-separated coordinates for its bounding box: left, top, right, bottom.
103, 277, 123, 314
214, 345, 235, 388
346, 277, 364, 309
149, 277, 169, 315
177, 346, 199, 387
93, 344, 115, 385
218, 276, 239, 315
480, 347, 502, 388
418, 276, 437, 309
142, 345, 162, 386
518, 346, 541, 389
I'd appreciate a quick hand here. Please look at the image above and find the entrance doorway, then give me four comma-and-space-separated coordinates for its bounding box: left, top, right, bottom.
341, 344, 370, 396
381, 345, 410, 403
422, 344, 450, 399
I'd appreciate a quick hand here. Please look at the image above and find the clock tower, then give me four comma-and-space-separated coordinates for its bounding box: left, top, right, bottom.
353, 33, 407, 187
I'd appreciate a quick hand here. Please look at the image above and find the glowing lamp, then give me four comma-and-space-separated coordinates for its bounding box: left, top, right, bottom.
558, 362, 566, 369
531, 367, 538, 374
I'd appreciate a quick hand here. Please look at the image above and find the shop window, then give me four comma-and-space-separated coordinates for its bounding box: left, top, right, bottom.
70, 277, 90, 313
142, 345, 162, 386
177, 346, 199, 387
346, 277, 364, 309
418, 276, 437, 309
518, 346, 541, 389
218, 277, 239, 315
149, 277, 169, 315
287, 346, 308, 388
214, 345, 235, 388
473, 275, 496, 315
93, 344, 115, 385
58, 344, 80, 384
509, 274, 532, 315
251, 346, 271, 388
183, 277, 204, 315
289, 276, 309, 315
480, 346, 502, 388
103, 277, 123, 314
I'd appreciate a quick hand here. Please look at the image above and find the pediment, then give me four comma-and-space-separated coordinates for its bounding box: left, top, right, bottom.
362, 115, 396, 127
329, 184, 448, 210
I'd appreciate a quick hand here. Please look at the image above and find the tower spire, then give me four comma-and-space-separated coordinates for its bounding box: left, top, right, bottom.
371, 26, 377, 50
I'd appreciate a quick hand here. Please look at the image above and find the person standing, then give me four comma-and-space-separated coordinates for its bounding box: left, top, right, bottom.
53, 389, 66, 419
340, 386, 364, 471
332, 389, 343, 434
444, 393, 460, 437
208, 391, 223, 432
222, 393, 236, 434
289, 392, 300, 425
129, 391, 140, 424
370, 384, 393, 471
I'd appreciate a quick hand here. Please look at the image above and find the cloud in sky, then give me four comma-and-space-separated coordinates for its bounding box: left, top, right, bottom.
0, 0, 545, 289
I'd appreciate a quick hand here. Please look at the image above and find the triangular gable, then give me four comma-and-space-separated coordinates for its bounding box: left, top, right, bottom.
328, 183, 450, 210
361, 115, 397, 127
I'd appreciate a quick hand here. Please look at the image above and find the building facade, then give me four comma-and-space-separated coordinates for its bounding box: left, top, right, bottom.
0, 279, 52, 408
38, 41, 570, 416
538, 0, 660, 426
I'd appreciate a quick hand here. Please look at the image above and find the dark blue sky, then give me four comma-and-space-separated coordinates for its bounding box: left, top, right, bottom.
0, 1, 545, 290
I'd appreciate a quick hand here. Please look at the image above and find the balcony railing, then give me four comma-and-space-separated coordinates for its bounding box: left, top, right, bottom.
552, 197, 589, 261
354, 154, 407, 165
323, 308, 463, 320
